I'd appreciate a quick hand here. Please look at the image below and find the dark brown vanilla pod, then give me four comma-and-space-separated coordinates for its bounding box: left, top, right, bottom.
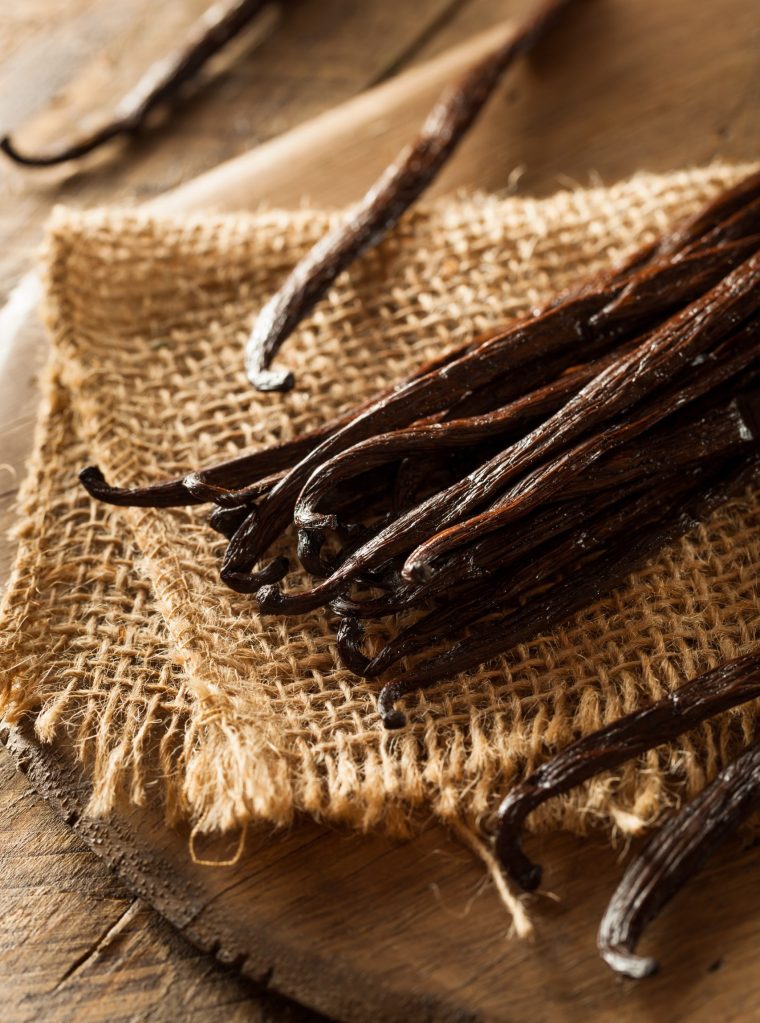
256, 350, 760, 616
683, 195, 760, 257
78, 397, 373, 509
328, 473, 659, 620
338, 396, 760, 676
375, 456, 760, 728
495, 650, 760, 893
297, 269, 758, 548
401, 312, 760, 583
208, 502, 252, 540
337, 466, 711, 679
590, 233, 760, 330
291, 349, 627, 532
338, 385, 759, 620
404, 340, 760, 582
271, 326, 760, 613
243, 0, 578, 391
1, 0, 270, 168
598, 727, 760, 980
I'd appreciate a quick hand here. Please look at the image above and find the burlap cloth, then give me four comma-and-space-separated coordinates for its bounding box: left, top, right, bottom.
2, 164, 759, 870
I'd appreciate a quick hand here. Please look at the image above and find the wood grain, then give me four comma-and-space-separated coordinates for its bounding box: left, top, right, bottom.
0, 745, 320, 1023
5, 721, 760, 1023
0, 0, 467, 295
0, 0, 759, 1020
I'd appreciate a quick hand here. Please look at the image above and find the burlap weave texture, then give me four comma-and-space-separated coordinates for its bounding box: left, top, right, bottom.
1, 162, 758, 847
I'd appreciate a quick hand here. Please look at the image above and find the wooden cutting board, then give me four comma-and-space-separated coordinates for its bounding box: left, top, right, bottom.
2, 5, 759, 1021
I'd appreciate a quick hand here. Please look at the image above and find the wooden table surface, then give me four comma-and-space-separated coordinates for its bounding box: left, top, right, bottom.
0, 1, 758, 1020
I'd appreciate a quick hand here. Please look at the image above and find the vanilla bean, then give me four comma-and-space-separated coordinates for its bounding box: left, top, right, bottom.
495, 650, 760, 893
402, 312, 760, 582
255, 324, 759, 615
375, 457, 759, 728
339, 397, 758, 677
243, 0, 577, 391
328, 474, 657, 621
292, 347, 628, 535
80, 428, 320, 508
337, 465, 710, 679
1, 0, 270, 168
598, 727, 760, 979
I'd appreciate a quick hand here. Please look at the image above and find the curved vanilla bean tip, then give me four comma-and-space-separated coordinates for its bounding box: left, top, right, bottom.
598, 738, 760, 980
378, 681, 410, 729
494, 800, 544, 891
336, 617, 373, 676
495, 651, 760, 891
598, 944, 658, 981
297, 528, 339, 578
221, 556, 289, 591
79, 464, 198, 507
248, 366, 295, 393
208, 503, 250, 538
253, 575, 338, 614
1, 132, 123, 168
244, 0, 578, 390
2, 0, 267, 169
79, 465, 110, 495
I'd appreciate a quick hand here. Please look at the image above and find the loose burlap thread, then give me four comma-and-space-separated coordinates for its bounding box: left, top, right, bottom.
1, 164, 759, 876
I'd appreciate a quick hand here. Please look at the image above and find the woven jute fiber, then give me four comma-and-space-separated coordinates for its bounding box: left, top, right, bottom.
2, 163, 759, 866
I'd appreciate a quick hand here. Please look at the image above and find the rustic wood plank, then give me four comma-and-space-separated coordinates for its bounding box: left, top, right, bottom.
0, 745, 321, 1023
158, 0, 759, 213
5, 722, 760, 1023
1, 0, 759, 1020
411, 0, 760, 195
0, 0, 464, 296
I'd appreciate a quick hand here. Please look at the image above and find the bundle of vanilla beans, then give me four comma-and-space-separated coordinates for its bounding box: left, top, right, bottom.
81, 167, 760, 974
83, 169, 760, 724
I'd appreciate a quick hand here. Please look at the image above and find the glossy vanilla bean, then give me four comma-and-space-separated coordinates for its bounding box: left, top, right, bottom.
598, 726, 760, 979
1, 0, 270, 168
329, 383, 759, 620
336, 398, 759, 676
336, 465, 711, 678
243, 0, 577, 391
401, 308, 760, 583
375, 457, 759, 727
495, 650, 760, 893
253, 325, 759, 615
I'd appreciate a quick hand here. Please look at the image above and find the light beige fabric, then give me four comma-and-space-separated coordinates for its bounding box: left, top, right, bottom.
1, 162, 758, 854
